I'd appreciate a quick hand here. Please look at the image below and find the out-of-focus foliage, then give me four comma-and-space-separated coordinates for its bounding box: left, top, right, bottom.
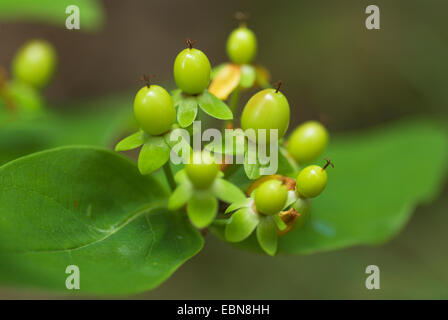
0, 0, 104, 31
0, 94, 134, 165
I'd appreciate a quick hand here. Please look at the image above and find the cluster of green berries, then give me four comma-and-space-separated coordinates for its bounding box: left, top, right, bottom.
209, 13, 267, 100
168, 151, 246, 229
116, 18, 333, 256
0, 39, 57, 115
224, 156, 333, 256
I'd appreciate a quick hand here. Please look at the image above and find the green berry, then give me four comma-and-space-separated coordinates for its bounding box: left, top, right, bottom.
226, 27, 257, 64
241, 87, 290, 142
12, 40, 57, 89
185, 151, 219, 190
133, 85, 175, 136
288, 121, 328, 164
173, 41, 211, 95
254, 180, 288, 215
296, 162, 332, 198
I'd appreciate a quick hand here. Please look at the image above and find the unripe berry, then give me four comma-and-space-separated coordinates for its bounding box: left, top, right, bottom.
12, 40, 57, 89
254, 179, 288, 215
226, 27, 257, 64
296, 159, 333, 198
173, 40, 211, 95
133, 85, 175, 136
185, 151, 219, 190
241, 86, 290, 142
288, 121, 328, 164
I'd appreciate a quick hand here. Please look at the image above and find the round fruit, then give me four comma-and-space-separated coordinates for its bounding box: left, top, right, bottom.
173, 46, 211, 95
12, 40, 57, 89
133, 85, 175, 136
288, 121, 329, 164
241, 88, 290, 142
226, 27, 257, 64
296, 165, 327, 198
254, 179, 288, 215
185, 151, 219, 190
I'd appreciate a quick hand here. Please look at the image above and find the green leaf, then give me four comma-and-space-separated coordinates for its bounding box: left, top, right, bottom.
138, 136, 170, 175
187, 191, 218, 228
239, 65, 256, 88
225, 198, 252, 214
225, 208, 260, 242
177, 97, 198, 128
168, 183, 193, 210
0, 0, 104, 31
0, 146, 203, 294
197, 91, 233, 120
216, 118, 448, 255
212, 178, 246, 203
256, 217, 278, 256
115, 130, 145, 151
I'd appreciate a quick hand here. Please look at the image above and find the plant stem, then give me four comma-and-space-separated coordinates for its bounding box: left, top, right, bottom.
212, 218, 229, 226
225, 86, 241, 135
229, 86, 242, 113
163, 162, 176, 191
0, 66, 16, 112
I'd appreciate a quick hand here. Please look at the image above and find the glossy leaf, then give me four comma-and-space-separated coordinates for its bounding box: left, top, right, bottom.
197, 91, 233, 120
176, 97, 198, 128
0, 146, 203, 294
138, 136, 170, 175
115, 130, 145, 151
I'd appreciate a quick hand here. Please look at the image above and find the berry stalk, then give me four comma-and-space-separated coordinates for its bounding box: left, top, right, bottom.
163, 162, 176, 191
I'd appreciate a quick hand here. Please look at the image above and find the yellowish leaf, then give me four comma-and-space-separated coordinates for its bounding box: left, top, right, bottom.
209, 64, 241, 100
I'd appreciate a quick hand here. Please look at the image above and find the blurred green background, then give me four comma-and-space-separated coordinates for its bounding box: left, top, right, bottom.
0, 0, 447, 299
